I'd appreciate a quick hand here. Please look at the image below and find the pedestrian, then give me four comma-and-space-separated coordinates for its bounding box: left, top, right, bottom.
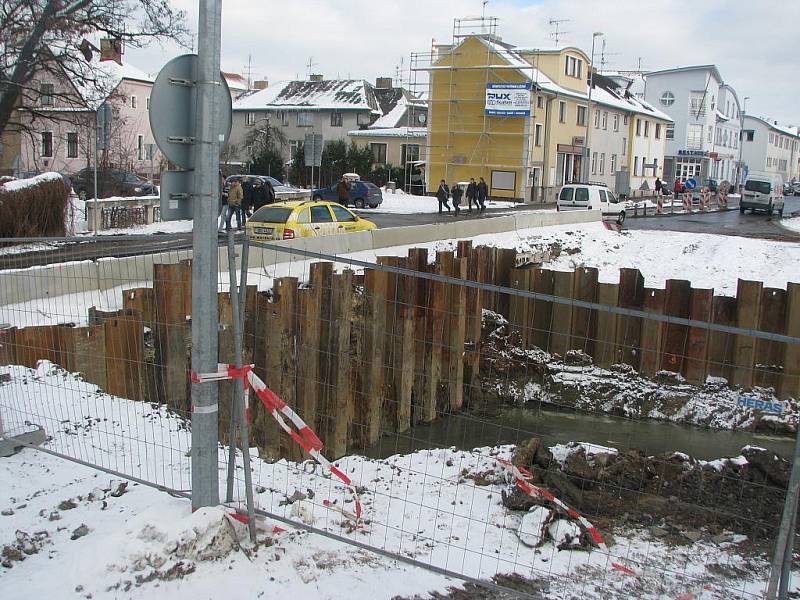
436, 179, 451, 213
336, 176, 351, 206
655, 177, 662, 195
225, 179, 244, 231
450, 181, 463, 215
477, 177, 488, 211
217, 175, 229, 231
264, 178, 276, 206
253, 178, 268, 213
241, 176, 255, 217
673, 178, 683, 196
466, 177, 478, 213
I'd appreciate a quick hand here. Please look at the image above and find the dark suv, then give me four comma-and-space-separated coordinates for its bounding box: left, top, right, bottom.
312, 180, 383, 208
71, 168, 156, 199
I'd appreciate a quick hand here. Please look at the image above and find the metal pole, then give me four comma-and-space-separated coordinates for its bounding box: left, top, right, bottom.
93, 119, 99, 234
779, 495, 798, 599
767, 427, 800, 598
583, 33, 602, 183
190, 0, 222, 510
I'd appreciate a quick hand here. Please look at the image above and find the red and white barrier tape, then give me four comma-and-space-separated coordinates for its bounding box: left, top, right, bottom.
191, 363, 362, 526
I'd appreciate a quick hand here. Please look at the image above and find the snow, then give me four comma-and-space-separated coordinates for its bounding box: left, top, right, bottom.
0, 361, 793, 599
369, 95, 411, 128
233, 79, 378, 112
347, 126, 427, 138
781, 217, 800, 234
550, 442, 618, 466
1, 172, 64, 192
364, 188, 520, 214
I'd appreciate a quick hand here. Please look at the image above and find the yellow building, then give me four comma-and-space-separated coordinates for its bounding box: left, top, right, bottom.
426, 34, 669, 202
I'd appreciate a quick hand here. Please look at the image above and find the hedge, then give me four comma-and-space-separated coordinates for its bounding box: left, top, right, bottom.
0, 172, 69, 238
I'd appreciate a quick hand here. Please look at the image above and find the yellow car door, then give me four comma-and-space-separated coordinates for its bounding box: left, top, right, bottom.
309, 204, 337, 236
329, 203, 360, 233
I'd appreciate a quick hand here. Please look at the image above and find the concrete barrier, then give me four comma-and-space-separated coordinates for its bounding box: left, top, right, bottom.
1, 209, 601, 306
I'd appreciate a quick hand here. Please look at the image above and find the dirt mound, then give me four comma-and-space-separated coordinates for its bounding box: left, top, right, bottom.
505, 438, 790, 545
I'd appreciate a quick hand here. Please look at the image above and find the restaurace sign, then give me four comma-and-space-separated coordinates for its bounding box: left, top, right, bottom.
485, 83, 532, 117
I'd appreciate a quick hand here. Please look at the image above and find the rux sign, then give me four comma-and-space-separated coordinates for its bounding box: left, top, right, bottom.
485, 83, 531, 117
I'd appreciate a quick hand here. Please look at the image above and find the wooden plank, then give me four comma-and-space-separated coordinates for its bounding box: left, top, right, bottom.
459, 242, 482, 407
394, 257, 415, 433
494, 248, 517, 318
593, 282, 619, 368
13, 326, 60, 369
707, 296, 738, 383
361, 268, 388, 448
153, 263, 188, 409
549, 270, 574, 358
58, 325, 107, 389
327, 271, 354, 458
377, 256, 401, 432
753, 287, 786, 392
508, 268, 530, 347
732, 279, 763, 389
179, 258, 192, 320
296, 263, 330, 435
570, 266, 598, 355
421, 253, 448, 422
276, 277, 299, 459
314, 263, 335, 451
661, 279, 692, 374
780, 283, 800, 400
615, 268, 645, 369
639, 288, 665, 378
408, 248, 429, 424
475, 246, 493, 313
217, 292, 234, 445
122, 288, 155, 326
104, 309, 144, 401
684, 288, 713, 385
250, 290, 274, 455
0, 327, 17, 366
448, 257, 468, 412
529, 268, 554, 352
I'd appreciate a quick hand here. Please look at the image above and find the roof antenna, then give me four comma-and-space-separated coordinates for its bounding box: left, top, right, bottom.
548, 18, 570, 46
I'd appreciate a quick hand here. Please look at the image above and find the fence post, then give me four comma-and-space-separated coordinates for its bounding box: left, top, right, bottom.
684, 288, 713, 384
732, 279, 763, 389
767, 427, 800, 599
781, 283, 800, 400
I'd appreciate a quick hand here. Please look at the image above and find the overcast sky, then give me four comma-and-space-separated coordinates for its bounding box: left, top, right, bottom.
127, 0, 799, 125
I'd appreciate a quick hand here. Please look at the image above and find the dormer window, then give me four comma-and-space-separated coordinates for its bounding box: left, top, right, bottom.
564, 55, 583, 79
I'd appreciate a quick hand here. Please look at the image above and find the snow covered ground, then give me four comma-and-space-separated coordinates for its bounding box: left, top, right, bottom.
781, 216, 800, 234
364, 188, 521, 214
1, 361, 789, 599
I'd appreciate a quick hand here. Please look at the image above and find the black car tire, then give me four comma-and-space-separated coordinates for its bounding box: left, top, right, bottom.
617, 211, 626, 225
368, 203, 379, 209
354, 198, 365, 209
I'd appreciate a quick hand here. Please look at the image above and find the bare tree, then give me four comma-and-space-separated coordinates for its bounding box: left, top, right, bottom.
0, 0, 189, 136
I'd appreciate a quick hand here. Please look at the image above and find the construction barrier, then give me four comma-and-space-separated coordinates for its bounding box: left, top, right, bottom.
683, 192, 692, 213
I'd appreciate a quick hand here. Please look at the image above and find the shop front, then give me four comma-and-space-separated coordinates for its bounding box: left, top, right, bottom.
556, 143, 584, 186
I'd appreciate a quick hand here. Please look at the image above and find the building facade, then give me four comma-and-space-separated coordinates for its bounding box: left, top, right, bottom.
644, 65, 742, 186
740, 115, 800, 182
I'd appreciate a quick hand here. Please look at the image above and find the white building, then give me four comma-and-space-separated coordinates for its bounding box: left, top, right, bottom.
740, 115, 800, 182
644, 65, 742, 186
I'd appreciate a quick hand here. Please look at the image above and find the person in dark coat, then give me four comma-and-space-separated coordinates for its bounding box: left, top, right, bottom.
655, 177, 663, 195
436, 179, 451, 213
450, 181, 463, 215
336, 177, 351, 206
253, 178, 268, 213
241, 176, 255, 215
477, 177, 488, 211
264, 179, 276, 205
465, 178, 478, 213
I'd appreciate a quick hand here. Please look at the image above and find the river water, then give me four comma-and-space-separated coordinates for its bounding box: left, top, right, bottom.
366, 405, 795, 461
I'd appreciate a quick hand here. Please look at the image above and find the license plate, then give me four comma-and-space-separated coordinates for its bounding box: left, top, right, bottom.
254, 227, 273, 235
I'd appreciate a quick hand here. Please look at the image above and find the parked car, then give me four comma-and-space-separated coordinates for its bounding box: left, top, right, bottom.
740, 171, 784, 216
792, 181, 800, 196
312, 180, 383, 209
71, 168, 156, 199
221, 174, 308, 204
245, 200, 377, 241
556, 183, 641, 224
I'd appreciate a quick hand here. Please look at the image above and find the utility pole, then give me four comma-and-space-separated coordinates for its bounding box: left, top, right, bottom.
191, 0, 223, 509
583, 32, 603, 183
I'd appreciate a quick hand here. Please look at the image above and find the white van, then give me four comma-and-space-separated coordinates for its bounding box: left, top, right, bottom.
556, 183, 637, 224
741, 171, 784, 216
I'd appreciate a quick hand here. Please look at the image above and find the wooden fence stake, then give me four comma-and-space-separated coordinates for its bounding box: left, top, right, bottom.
616, 268, 645, 369
780, 283, 800, 400
732, 279, 763, 389
754, 287, 786, 392
640, 288, 666, 378
707, 296, 738, 383
549, 270, 574, 358
593, 282, 619, 368
684, 288, 713, 385
153, 263, 188, 410
570, 266, 598, 355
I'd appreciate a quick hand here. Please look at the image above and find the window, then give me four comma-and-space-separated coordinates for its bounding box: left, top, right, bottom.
559, 101, 566, 123
146, 97, 150, 110
655, 123, 661, 139
289, 139, 302, 158
622, 137, 627, 156
644, 121, 650, 137
41, 132, 53, 157
613, 114, 619, 131
534, 123, 543, 146
591, 152, 597, 175
137, 135, 144, 160
636, 119, 642, 136
660, 91, 675, 107
330, 111, 343, 127
601, 111, 608, 130
623, 115, 629, 125
599, 152, 605, 175
642, 156, 647, 175
330, 204, 357, 222
310, 205, 333, 223
666, 125, 674, 139
611, 154, 617, 173
633, 156, 639, 176
66, 132, 78, 158
39, 83, 54, 106
401, 143, 420, 165
559, 187, 574, 202
245, 112, 256, 126
686, 124, 703, 149
689, 91, 706, 117
370, 143, 387, 164
769, 133, 774, 144
594, 110, 600, 128
537, 96, 544, 110
278, 110, 289, 126
599, 189, 607, 202
296, 209, 310, 224
707, 125, 712, 142
357, 112, 371, 126
297, 112, 313, 127
576, 105, 587, 126
565, 55, 583, 78
130, 95, 137, 109
575, 187, 589, 202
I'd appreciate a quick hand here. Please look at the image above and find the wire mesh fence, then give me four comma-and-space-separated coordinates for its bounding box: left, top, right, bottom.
1, 233, 799, 599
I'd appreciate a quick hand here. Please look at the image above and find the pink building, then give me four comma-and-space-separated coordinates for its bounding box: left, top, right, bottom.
17, 60, 161, 179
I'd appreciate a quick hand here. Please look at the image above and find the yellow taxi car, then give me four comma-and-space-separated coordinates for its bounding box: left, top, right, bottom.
245, 200, 377, 241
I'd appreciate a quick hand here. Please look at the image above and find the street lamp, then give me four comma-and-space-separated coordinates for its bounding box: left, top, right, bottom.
583, 31, 603, 183
738, 96, 750, 189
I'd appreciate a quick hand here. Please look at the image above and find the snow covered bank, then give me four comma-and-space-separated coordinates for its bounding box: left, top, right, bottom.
366, 188, 520, 214
782, 216, 800, 234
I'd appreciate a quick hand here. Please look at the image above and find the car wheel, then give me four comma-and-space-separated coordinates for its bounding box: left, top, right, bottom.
354, 198, 365, 209
617, 211, 626, 225
368, 203, 379, 209
313, 195, 322, 201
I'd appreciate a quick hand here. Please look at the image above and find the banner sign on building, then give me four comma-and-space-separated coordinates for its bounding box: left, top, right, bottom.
485, 83, 531, 117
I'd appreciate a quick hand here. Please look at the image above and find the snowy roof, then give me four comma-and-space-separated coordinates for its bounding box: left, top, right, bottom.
68, 59, 154, 110
743, 115, 800, 138
591, 84, 673, 122
645, 64, 724, 84
222, 72, 248, 91
233, 79, 379, 112
347, 127, 427, 138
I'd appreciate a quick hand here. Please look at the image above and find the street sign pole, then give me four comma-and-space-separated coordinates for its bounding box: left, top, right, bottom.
191, 0, 222, 509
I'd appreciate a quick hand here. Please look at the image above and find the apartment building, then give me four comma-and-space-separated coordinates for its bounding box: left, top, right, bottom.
740, 115, 800, 181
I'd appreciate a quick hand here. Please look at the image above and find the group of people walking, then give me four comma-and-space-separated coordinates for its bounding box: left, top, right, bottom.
436, 177, 489, 215
219, 175, 276, 232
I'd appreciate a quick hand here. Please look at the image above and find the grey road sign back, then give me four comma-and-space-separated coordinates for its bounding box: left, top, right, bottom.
304, 133, 323, 167
95, 102, 112, 150
159, 170, 195, 221
149, 54, 232, 170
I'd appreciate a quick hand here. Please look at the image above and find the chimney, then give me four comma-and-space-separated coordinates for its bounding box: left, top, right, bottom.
309, 73, 323, 82
253, 80, 268, 90
375, 77, 393, 89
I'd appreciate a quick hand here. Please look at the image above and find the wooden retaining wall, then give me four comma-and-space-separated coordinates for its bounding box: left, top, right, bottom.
2, 248, 799, 459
